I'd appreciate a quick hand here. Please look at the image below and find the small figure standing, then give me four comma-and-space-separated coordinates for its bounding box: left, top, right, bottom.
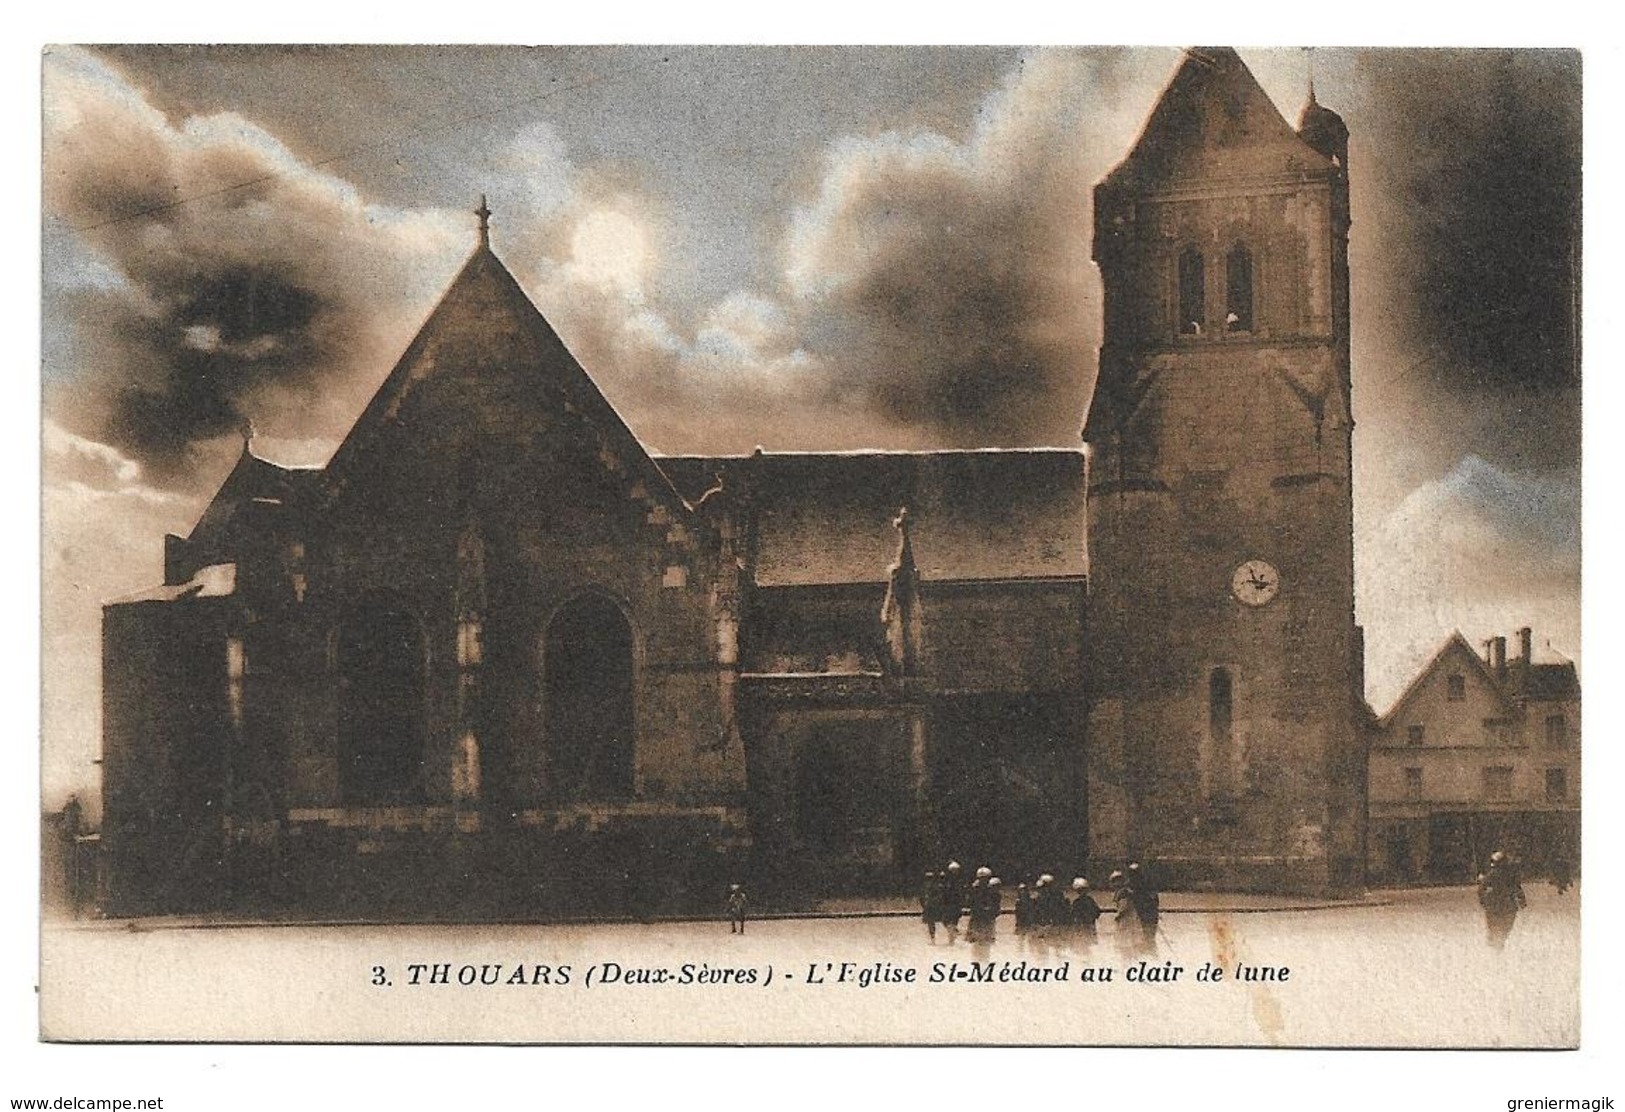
940, 861, 967, 945
920, 871, 941, 943
1128, 861, 1160, 951
1067, 877, 1103, 951
1478, 850, 1527, 950
1013, 881, 1033, 949
1550, 849, 1574, 895
1110, 870, 1144, 957
965, 866, 994, 945
1035, 873, 1066, 945
727, 883, 748, 934
969, 875, 1002, 961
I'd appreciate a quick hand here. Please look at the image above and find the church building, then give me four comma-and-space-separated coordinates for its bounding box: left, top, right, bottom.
99, 48, 1367, 917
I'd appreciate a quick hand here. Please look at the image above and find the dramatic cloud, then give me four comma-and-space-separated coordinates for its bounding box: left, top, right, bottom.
1350, 49, 1581, 456
780, 50, 1153, 447
43, 46, 467, 488
1357, 454, 1580, 711
521, 49, 1164, 453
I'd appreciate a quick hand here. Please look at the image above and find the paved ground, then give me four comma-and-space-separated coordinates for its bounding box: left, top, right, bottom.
41, 883, 1578, 1047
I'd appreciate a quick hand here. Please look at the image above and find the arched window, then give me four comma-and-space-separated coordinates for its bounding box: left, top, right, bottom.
543, 594, 635, 802
337, 602, 426, 804
453, 524, 486, 803
1208, 667, 1235, 798
1225, 245, 1254, 332
1178, 247, 1205, 335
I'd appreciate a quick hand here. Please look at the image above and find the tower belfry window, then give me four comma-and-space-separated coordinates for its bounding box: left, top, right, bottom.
1178, 248, 1205, 335
1226, 245, 1254, 332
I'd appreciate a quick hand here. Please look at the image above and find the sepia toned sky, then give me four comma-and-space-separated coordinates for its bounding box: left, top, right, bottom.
40, 45, 1581, 808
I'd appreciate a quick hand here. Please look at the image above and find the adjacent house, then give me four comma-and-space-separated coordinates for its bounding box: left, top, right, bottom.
1368, 628, 1579, 884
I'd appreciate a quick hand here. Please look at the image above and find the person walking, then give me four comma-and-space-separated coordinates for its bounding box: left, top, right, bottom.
1066, 877, 1103, 952
1110, 869, 1143, 957
1478, 850, 1527, 950
1035, 873, 1066, 945
920, 871, 942, 943
969, 875, 1002, 961
940, 861, 967, 945
1128, 861, 1160, 951
1013, 881, 1034, 950
726, 883, 748, 934
1550, 849, 1574, 895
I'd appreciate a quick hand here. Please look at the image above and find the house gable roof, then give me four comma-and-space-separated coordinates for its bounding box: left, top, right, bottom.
1377, 631, 1508, 728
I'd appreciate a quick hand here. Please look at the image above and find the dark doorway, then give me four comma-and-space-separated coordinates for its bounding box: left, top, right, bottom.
1427, 813, 1472, 882
931, 696, 1081, 880
337, 604, 426, 803
544, 595, 635, 801
794, 732, 846, 855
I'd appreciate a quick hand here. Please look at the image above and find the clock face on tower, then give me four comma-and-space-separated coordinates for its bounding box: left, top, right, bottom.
1231, 559, 1281, 607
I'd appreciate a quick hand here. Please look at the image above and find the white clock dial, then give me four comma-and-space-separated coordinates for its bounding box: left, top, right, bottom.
1231, 559, 1281, 607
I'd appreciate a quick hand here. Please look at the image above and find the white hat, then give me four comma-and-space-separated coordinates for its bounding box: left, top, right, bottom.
1072, 878, 1088, 890
1039, 873, 1055, 885
975, 866, 993, 879
947, 861, 962, 871
989, 877, 1002, 887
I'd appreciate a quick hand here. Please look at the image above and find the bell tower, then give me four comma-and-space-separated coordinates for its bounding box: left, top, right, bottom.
1083, 48, 1365, 895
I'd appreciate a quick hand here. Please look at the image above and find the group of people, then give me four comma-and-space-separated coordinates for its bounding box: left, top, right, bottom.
920, 860, 1162, 956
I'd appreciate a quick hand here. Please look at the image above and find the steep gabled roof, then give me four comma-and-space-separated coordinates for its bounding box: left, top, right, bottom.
323, 236, 691, 518
1378, 631, 1507, 728
184, 444, 320, 555
1101, 47, 1333, 191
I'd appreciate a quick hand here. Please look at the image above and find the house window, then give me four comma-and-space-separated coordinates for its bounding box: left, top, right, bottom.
1178, 248, 1205, 335
1482, 766, 1514, 801
1545, 767, 1568, 803
1225, 244, 1254, 332
1404, 767, 1423, 801
1482, 717, 1512, 746
1446, 674, 1466, 701
1406, 724, 1425, 747
1545, 714, 1567, 748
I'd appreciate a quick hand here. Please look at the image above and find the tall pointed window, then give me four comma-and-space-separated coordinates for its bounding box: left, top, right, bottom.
337, 602, 426, 804
1225, 245, 1254, 332
544, 595, 635, 802
1178, 248, 1205, 335
453, 524, 485, 803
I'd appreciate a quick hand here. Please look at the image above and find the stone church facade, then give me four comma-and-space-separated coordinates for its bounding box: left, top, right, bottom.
99, 49, 1368, 917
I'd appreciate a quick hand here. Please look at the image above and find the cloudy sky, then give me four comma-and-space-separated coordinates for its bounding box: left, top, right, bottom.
40, 45, 1581, 808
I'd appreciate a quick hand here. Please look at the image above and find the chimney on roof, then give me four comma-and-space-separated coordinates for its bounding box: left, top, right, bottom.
1491, 636, 1507, 681
1518, 627, 1533, 666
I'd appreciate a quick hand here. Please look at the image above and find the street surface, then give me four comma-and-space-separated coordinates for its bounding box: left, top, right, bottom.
40, 884, 1578, 1046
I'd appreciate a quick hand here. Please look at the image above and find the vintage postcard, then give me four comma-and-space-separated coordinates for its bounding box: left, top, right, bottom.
39, 44, 1582, 1046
